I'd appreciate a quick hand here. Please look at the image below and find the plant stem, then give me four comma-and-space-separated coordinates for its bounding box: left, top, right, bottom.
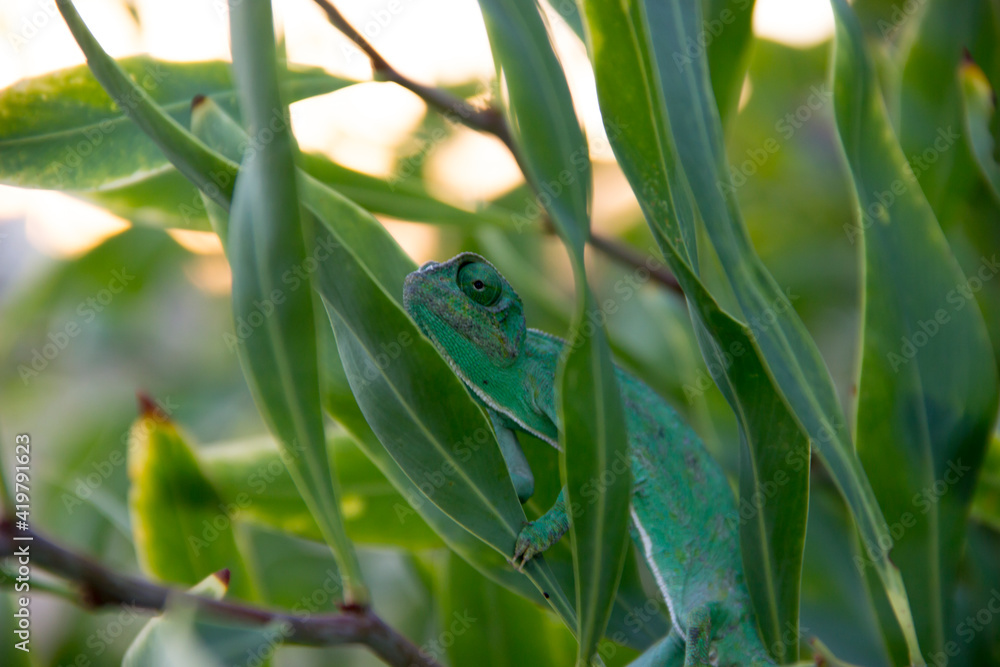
0, 520, 440, 667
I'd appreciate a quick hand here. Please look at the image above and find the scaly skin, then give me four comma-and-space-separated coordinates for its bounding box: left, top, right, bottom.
403, 253, 776, 667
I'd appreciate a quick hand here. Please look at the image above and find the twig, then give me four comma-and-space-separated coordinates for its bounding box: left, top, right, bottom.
311, 0, 683, 296
0, 520, 440, 667
311, 0, 513, 150
588, 233, 682, 294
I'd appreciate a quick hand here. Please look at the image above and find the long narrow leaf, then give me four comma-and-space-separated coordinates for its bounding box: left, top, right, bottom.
226, 0, 366, 604
831, 0, 1000, 658
703, 0, 757, 124
54, 0, 237, 207
0, 56, 355, 194
577, 1, 810, 658
190, 96, 580, 632
198, 433, 444, 549
127, 404, 257, 601
476, 1, 631, 661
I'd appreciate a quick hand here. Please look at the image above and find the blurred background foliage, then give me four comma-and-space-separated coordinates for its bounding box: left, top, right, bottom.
0, 0, 998, 665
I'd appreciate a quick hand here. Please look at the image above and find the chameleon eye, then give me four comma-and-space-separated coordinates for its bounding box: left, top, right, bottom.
457, 261, 502, 307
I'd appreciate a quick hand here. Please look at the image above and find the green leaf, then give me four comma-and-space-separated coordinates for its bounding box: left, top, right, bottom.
0, 45, 514, 233
312, 207, 580, 633
127, 406, 257, 601
123, 572, 286, 667
832, 2, 1000, 660
323, 333, 667, 651
316, 320, 554, 605
543, 0, 586, 42
799, 486, 887, 666
556, 295, 632, 665
54, 0, 241, 208
225, 0, 366, 605
298, 152, 519, 230
898, 0, 981, 224
198, 432, 444, 549
602, 543, 671, 655
970, 436, 1000, 532
577, 0, 810, 659
475, 2, 631, 661
970, 0, 1000, 164
692, 310, 810, 663
81, 167, 220, 230
477, 0, 590, 252
960, 63, 1000, 205
703, 0, 757, 124
0, 55, 355, 196
189, 95, 579, 633
898, 0, 1000, 385
441, 552, 577, 667
955, 521, 1000, 662
123, 573, 227, 667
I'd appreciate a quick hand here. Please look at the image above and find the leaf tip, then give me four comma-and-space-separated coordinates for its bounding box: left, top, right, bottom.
213, 567, 231, 587
136, 391, 168, 422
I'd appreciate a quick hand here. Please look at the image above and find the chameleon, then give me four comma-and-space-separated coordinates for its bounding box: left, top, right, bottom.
403, 252, 777, 667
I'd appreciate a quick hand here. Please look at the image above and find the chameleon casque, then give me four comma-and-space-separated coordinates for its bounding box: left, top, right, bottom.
403, 252, 776, 667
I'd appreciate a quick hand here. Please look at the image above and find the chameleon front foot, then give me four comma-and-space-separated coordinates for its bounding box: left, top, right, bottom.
511, 488, 570, 570
512, 520, 558, 569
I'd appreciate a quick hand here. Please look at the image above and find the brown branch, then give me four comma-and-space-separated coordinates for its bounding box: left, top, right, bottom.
311, 0, 513, 151
588, 233, 682, 295
0, 520, 439, 667
310, 0, 683, 297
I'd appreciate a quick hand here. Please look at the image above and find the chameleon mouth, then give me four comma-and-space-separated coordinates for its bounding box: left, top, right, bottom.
402, 273, 449, 346
402, 276, 428, 333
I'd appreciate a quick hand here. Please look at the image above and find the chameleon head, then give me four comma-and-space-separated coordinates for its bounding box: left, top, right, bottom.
403, 252, 526, 369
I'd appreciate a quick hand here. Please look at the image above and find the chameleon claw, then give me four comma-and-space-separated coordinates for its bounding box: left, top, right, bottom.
512, 519, 551, 570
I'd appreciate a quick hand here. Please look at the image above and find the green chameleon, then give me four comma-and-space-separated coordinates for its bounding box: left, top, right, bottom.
403, 252, 777, 667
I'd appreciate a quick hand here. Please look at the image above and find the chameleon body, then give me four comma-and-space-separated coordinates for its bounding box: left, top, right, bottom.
403, 253, 776, 667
